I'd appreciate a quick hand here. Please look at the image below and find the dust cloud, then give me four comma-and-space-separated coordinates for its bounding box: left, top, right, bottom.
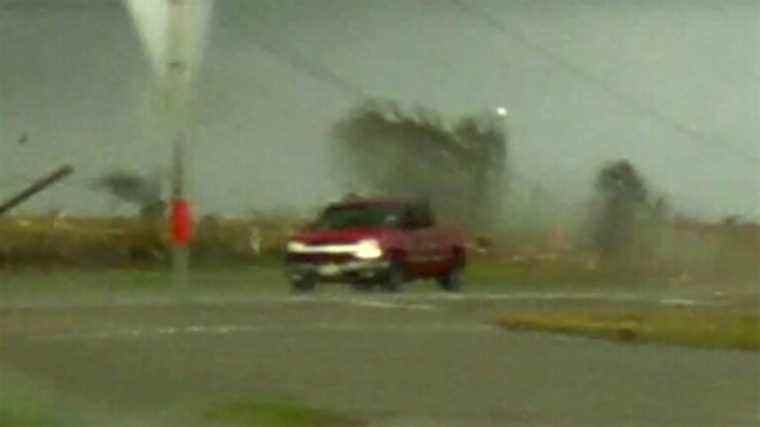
330, 99, 508, 230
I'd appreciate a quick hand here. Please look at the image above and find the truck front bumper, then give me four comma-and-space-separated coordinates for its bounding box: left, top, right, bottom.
286, 260, 391, 282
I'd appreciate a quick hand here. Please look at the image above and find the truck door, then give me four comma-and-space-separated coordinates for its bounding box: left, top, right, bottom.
404, 203, 439, 276
416, 203, 450, 276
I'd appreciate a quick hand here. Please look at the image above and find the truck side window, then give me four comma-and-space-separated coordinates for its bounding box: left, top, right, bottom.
401, 208, 417, 229
408, 203, 434, 229
418, 204, 435, 228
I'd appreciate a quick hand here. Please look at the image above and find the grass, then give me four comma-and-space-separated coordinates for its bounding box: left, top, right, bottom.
205, 400, 364, 427
0, 253, 286, 290
496, 308, 760, 351
0, 363, 362, 427
0, 251, 754, 300
0, 214, 758, 301
0, 256, 610, 302
0, 266, 290, 309
0, 365, 85, 427
465, 255, 615, 289
0, 215, 296, 271
1, 214, 758, 290
0, 406, 62, 427
0, 364, 361, 427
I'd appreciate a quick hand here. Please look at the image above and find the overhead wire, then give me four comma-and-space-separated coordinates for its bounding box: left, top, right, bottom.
449, 0, 760, 165
250, 37, 366, 101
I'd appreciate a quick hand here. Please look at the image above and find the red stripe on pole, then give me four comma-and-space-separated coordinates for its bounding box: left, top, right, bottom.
171, 199, 192, 245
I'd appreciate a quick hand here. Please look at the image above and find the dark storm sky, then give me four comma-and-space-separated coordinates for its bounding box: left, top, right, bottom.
1, 0, 758, 219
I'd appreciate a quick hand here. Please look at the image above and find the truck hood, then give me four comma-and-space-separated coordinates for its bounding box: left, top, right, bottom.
293, 228, 391, 246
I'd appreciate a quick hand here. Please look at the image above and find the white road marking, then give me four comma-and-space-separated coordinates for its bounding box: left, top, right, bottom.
659, 298, 698, 306
1, 290, 729, 311
304, 297, 437, 311
30, 322, 498, 341
345, 299, 436, 310
294, 291, 716, 307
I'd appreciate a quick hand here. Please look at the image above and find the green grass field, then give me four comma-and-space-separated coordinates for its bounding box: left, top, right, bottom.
1, 214, 758, 285
497, 308, 760, 351
0, 362, 361, 427
0, 364, 88, 427
205, 400, 364, 427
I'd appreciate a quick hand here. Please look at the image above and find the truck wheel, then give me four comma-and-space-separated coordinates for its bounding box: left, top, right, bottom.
437, 264, 464, 292
291, 277, 316, 293
351, 282, 376, 292
380, 262, 405, 292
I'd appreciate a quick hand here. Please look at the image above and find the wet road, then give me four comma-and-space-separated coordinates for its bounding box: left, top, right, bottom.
1, 288, 758, 426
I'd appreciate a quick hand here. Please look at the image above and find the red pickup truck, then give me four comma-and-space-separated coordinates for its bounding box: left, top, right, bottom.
284, 197, 466, 292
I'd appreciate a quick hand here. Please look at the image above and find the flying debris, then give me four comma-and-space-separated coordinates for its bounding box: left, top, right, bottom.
93, 170, 165, 218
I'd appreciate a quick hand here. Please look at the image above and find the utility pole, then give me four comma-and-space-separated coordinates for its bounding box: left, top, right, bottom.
126, 0, 212, 287
0, 165, 74, 216
166, 1, 192, 288
170, 129, 190, 287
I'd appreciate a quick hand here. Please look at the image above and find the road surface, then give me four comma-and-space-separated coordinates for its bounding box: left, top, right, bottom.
1, 284, 758, 426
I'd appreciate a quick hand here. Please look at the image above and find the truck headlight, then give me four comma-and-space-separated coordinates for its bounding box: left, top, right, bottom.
287, 241, 307, 253
355, 239, 383, 259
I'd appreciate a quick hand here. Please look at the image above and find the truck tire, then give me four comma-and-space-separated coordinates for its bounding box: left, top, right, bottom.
437, 259, 464, 292
351, 282, 376, 292
291, 277, 316, 293
380, 261, 405, 292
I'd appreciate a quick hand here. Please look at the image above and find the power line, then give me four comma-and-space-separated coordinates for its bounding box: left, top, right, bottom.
238, 0, 367, 100
250, 36, 366, 101
244, 26, 554, 191
450, 0, 760, 165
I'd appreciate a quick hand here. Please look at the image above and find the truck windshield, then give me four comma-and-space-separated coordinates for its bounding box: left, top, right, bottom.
314, 205, 403, 230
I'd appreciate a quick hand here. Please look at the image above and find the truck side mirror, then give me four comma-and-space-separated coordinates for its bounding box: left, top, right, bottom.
400, 211, 417, 229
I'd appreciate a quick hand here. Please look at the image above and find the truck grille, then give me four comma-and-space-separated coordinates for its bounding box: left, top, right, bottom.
287, 253, 355, 264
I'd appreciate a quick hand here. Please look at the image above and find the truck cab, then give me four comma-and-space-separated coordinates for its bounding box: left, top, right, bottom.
284, 197, 466, 292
